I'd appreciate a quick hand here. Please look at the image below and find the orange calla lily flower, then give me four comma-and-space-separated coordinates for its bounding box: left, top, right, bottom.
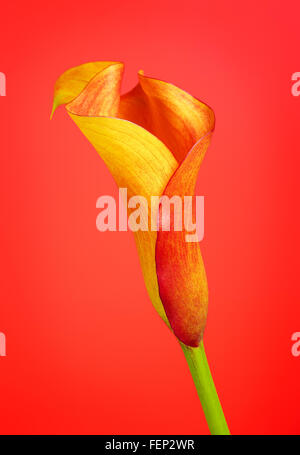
51, 62, 230, 435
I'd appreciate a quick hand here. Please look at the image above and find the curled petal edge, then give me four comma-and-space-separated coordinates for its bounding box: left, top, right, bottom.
51, 62, 214, 346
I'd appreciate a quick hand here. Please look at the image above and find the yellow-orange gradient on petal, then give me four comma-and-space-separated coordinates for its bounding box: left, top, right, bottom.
51, 62, 215, 347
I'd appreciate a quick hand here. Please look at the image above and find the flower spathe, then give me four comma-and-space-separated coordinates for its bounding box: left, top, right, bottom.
51, 62, 215, 347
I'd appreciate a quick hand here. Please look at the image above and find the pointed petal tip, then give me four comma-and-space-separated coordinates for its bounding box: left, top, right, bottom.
50, 106, 55, 121
50, 98, 59, 120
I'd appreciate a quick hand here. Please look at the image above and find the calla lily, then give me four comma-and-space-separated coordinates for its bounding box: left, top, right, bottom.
51, 62, 230, 435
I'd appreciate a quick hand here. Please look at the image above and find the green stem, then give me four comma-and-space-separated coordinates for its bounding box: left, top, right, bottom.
180, 340, 230, 435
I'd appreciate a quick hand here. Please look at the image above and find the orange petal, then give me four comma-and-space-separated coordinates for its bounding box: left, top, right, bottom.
52, 63, 177, 324
155, 133, 212, 347
119, 72, 215, 163
52, 62, 214, 347
51, 61, 123, 119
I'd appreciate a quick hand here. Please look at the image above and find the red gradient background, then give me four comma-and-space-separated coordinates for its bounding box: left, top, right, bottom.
0, 0, 300, 435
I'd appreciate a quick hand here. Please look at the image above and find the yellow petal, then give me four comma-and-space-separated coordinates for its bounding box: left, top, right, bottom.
52, 62, 215, 345
70, 113, 177, 322
51, 61, 122, 119
52, 62, 177, 323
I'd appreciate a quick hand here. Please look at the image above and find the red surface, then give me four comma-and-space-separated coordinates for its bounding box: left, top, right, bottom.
0, 0, 300, 435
